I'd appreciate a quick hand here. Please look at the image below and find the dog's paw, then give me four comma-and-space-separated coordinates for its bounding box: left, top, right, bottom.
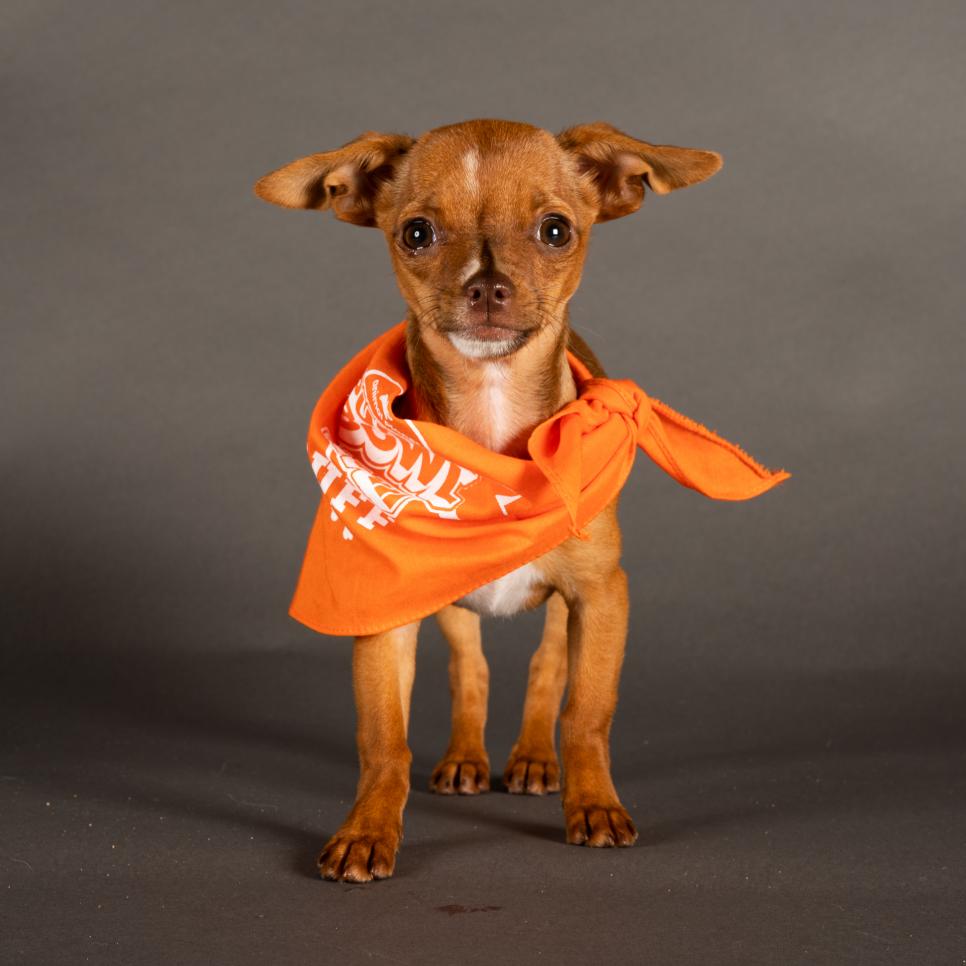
317, 828, 400, 882
503, 750, 561, 795
564, 803, 638, 847
429, 754, 490, 795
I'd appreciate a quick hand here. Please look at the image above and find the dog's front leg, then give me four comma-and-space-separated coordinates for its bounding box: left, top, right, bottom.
560, 568, 639, 847
317, 622, 418, 882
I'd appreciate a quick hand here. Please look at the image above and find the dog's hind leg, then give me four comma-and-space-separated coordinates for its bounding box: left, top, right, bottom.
429, 604, 491, 795
503, 591, 569, 795
317, 621, 419, 882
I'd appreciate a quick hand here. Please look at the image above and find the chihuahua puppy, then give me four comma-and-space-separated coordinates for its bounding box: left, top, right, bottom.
255, 119, 722, 881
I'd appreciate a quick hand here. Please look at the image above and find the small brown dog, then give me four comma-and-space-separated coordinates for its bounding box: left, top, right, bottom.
255, 119, 722, 881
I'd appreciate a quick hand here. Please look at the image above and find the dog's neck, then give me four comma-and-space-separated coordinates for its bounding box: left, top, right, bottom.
404, 319, 577, 458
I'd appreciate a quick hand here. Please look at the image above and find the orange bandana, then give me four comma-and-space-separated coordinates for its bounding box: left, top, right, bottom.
289, 322, 789, 636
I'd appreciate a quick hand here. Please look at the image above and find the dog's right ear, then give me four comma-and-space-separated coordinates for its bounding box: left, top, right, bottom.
254, 131, 415, 227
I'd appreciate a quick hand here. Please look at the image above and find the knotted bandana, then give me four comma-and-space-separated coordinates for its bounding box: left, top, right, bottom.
289, 321, 789, 635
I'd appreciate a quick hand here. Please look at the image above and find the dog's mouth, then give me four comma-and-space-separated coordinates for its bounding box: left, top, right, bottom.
443, 320, 537, 359
460, 320, 533, 342
431, 311, 540, 358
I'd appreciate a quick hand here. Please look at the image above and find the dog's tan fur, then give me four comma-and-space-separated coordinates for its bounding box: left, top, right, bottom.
255, 119, 721, 881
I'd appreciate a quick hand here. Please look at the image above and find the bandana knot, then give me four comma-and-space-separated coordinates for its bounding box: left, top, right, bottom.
529, 378, 653, 537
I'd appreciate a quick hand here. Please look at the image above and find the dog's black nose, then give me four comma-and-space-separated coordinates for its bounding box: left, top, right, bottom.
464, 271, 514, 313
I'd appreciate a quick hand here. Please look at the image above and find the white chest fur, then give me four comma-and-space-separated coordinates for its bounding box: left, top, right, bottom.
480, 362, 514, 451
454, 562, 541, 617
442, 357, 521, 451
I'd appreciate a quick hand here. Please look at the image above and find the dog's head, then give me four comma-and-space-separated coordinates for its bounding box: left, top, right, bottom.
255, 119, 721, 361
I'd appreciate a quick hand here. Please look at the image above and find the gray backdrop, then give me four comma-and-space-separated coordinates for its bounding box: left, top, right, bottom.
2, 1, 964, 964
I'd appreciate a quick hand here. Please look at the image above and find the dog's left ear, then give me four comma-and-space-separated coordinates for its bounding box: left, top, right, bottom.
254, 130, 415, 226
556, 122, 722, 223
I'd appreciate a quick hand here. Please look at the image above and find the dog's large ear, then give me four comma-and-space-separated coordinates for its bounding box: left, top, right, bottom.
556, 122, 722, 223
254, 131, 415, 226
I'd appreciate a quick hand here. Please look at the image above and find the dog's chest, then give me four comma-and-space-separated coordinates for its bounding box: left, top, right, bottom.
446, 365, 551, 616
453, 562, 541, 617
448, 361, 523, 454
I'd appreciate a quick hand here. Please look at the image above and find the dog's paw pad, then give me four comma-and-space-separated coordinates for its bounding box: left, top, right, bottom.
317, 830, 398, 882
429, 755, 491, 795
564, 804, 637, 847
503, 752, 561, 795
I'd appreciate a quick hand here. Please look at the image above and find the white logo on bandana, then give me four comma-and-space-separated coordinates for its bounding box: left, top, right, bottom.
311, 369, 480, 540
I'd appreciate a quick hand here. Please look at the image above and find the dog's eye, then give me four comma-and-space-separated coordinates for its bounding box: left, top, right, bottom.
401, 218, 436, 251
538, 215, 572, 248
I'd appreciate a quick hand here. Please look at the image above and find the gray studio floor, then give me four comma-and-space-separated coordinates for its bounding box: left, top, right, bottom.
4, 608, 964, 965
